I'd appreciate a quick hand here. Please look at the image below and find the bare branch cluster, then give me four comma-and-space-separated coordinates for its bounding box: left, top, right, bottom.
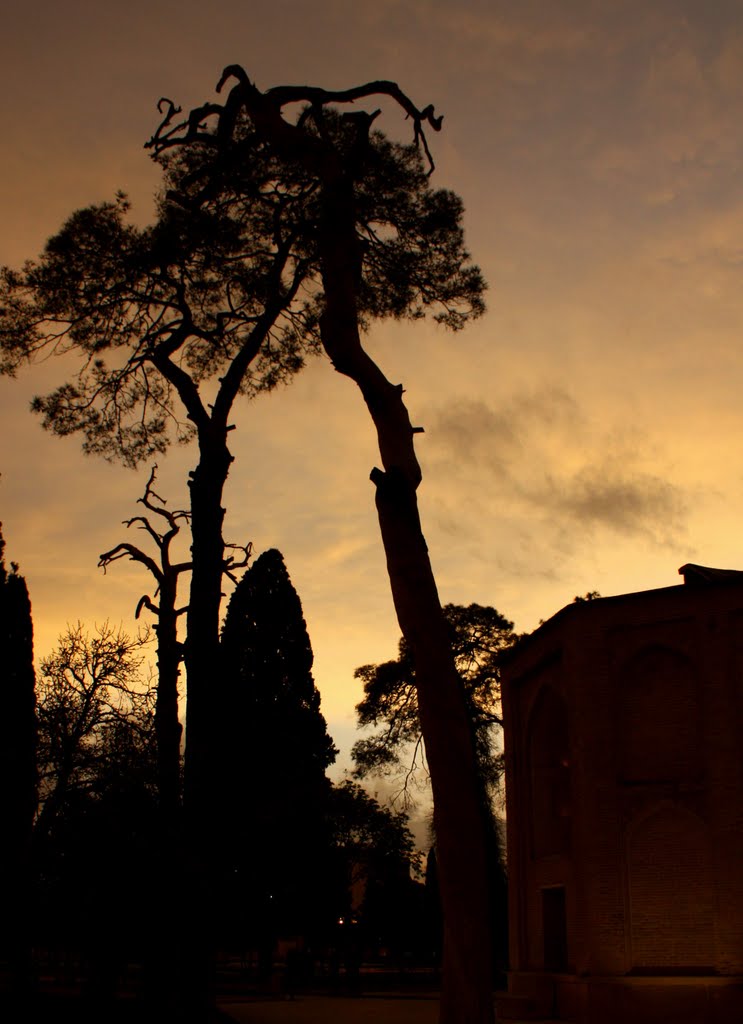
98, 466, 192, 620
35, 622, 155, 837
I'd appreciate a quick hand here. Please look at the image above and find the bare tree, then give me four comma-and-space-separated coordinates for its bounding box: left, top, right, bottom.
34, 621, 154, 847
32, 622, 162, 1008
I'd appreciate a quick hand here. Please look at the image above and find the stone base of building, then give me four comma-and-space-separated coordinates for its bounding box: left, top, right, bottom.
498, 971, 743, 1023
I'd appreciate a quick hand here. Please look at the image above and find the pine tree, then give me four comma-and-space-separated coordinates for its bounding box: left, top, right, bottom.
216, 549, 337, 940
353, 602, 514, 976
150, 71, 493, 1021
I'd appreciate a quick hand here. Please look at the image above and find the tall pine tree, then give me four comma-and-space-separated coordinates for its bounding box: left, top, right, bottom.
0, 524, 37, 998
215, 549, 337, 942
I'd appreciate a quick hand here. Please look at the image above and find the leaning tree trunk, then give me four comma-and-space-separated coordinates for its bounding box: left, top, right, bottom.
318, 178, 495, 1024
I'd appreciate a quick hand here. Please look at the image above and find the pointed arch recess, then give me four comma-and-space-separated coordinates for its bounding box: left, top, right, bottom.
527, 686, 571, 858
627, 804, 714, 971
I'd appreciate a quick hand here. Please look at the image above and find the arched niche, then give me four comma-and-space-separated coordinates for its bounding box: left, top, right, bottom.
618, 645, 700, 784
527, 686, 571, 858
626, 804, 714, 972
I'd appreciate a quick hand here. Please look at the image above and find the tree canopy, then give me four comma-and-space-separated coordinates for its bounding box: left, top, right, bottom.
352, 603, 517, 802
352, 603, 516, 976
30, 622, 160, 963
0, 108, 483, 466
327, 779, 423, 954
0, 81, 487, 846
328, 777, 421, 905
0, 178, 318, 464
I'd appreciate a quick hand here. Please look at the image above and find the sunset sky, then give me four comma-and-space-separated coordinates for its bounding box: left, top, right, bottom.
2, 0, 743, 776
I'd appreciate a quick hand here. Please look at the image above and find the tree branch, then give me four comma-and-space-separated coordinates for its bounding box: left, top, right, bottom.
98, 542, 163, 586
149, 66, 442, 174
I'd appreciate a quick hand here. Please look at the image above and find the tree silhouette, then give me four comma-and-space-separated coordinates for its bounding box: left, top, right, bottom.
148, 68, 492, 1023
2, 66, 492, 1019
98, 467, 191, 823
0, 85, 479, 856
0, 173, 323, 843
353, 603, 515, 798
98, 471, 254, 1014
33, 622, 155, 849
327, 779, 423, 961
98, 466, 251, 822
32, 623, 159, 1005
0, 145, 328, 1018
216, 549, 336, 942
0, 524, 36, 999
353, 603, 514, 975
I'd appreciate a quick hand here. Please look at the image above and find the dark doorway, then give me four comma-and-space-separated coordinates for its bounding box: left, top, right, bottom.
542, 886, 568, 972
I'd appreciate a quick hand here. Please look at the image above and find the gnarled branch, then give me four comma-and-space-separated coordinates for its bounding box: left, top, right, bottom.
148, 66, 443, 173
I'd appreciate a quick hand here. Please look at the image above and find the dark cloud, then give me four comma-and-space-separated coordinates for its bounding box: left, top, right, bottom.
548, 458, 687, 540
429, 388, 687, 548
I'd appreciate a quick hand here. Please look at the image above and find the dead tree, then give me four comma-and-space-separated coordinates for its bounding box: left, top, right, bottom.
99, 467, 190, 824
99, 466, 250, 823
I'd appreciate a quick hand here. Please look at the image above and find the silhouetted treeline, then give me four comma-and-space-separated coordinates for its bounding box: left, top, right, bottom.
212, 550, 427, 962
1, 545, 431, 1012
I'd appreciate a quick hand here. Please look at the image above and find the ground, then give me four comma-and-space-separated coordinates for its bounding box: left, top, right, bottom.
220, 994, 439, 1024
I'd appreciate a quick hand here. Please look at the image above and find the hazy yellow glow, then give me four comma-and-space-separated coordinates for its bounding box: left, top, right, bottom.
2, 2, 743, 778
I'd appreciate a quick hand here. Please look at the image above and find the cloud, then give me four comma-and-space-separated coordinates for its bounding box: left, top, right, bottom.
548, 457, 687, 540
427, 388, 688, 550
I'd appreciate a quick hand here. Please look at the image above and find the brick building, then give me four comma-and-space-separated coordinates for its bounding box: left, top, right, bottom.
498, 568, 743, 1023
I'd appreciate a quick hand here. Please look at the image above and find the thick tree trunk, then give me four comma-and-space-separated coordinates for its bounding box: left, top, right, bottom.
374, 475, 495, 1024
318, 181, 495, 1024
184, 446, 231, 819
180, 434, 233, 1023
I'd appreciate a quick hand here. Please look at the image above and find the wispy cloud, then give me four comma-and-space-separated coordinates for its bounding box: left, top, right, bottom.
428, 388, 688, 551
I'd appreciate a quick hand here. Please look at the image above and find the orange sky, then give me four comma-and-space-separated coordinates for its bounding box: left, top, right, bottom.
2, 1, 743, 773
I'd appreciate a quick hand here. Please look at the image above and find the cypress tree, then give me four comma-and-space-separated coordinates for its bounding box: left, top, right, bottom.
216, 549, 337, 941
0, 524, 37, 997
